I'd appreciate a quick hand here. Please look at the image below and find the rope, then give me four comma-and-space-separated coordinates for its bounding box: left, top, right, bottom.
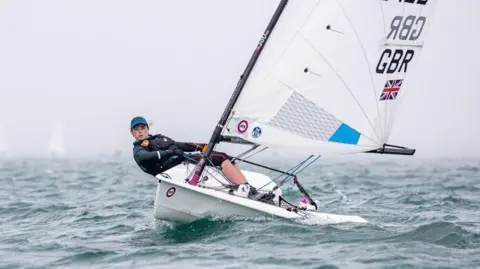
181, 153, 233, 187
256, 155, 317, 191
182, 152, 321, 203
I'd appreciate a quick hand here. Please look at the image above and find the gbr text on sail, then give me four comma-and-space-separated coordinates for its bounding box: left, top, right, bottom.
376, 0, 430, 74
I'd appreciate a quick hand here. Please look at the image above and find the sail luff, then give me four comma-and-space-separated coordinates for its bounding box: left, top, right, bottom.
189, 0, 290, 184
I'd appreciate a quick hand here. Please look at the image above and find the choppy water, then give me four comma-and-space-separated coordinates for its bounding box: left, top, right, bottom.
0, 156, 479, 269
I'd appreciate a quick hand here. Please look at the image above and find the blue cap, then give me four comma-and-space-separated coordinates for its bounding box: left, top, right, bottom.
130, 116, 149, 129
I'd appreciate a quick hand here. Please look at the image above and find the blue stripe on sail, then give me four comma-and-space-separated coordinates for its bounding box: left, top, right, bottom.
328, 123, 361, 145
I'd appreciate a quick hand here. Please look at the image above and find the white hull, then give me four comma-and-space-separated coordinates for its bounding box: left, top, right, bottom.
153, 163, 368, 225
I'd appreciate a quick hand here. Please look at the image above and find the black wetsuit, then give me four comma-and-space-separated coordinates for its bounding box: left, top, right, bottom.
132, 134, 231, 176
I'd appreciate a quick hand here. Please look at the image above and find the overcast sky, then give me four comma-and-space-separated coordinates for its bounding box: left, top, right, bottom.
0, 0, 479, 158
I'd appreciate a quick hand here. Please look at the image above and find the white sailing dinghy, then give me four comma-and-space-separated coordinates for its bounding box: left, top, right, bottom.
153, 0, 438, 224
0, 124, 8, 158
48, 122, 66, 157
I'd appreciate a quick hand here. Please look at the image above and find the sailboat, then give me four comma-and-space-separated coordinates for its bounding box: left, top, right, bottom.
48, 122, 66, 157
110, 139, 122, 157
0, 124, 8, 158
153, 0, 439, 224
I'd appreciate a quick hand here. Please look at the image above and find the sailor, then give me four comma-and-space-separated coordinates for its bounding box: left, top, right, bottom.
130, 116, 272, 201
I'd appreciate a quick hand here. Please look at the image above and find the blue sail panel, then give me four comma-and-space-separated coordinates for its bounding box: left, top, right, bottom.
328, 123, 360, 145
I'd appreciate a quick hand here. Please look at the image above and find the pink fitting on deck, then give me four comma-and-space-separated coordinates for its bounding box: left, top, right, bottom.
190, 174, 200, 186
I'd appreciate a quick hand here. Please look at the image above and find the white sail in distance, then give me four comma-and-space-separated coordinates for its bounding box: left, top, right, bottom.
225, 0, 438, 155
0, 124, 8, 157
48, 122, 66, 156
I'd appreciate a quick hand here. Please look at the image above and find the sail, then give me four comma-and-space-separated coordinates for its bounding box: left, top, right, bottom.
48, 122, 66, 156
224, 0, 438, 154
111, 139, 122, 157
0, 124, 7, 157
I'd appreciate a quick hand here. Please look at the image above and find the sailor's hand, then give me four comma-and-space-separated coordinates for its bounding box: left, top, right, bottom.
174, 148, 184, 156
195, 143, 208, 152
162, 149, 174, 158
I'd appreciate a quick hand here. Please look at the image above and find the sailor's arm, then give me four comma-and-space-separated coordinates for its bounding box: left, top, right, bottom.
173, 142, 206, 152
133, 146, 174, 163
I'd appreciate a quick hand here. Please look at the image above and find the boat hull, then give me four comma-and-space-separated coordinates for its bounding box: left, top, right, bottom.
154, 179, 274, 222
153, 164, 368, 225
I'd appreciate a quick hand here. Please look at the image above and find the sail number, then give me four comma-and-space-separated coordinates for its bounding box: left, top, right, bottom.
384, 0, 428, 5
388, 16, 426, 41
376, 49, 414, 74
375, 14, 427, 74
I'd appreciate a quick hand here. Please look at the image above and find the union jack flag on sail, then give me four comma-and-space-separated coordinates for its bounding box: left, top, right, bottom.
379, 79, 403, 101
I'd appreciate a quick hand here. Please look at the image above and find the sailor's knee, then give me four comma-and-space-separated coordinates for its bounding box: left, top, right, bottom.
220, 158, 231, 166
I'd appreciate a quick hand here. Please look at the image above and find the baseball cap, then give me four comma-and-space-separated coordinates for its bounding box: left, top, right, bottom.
130, 116, 149, 129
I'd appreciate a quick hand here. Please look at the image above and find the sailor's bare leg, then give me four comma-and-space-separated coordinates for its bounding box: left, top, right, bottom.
221, 160, 248, 185
221, 159, 265, 200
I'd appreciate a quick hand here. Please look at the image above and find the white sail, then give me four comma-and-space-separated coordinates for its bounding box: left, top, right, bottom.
111, 139, 122, 157
225, 0, 438, 155
48, 122, 66, 156
0, 124, 8, 157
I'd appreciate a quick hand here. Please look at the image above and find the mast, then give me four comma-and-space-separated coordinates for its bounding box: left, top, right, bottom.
189, 0, 289, 185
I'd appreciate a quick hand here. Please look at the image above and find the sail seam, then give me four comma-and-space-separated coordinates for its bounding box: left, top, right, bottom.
336, 0, 384, 142
298, 32, 381, 144
264, 0, 323, 85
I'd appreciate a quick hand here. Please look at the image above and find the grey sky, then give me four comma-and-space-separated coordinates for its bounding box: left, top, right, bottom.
0, 0, 478, 158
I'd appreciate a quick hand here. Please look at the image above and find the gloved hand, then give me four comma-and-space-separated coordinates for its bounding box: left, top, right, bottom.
195, 143, 208, 152
161, 149, 174, 158
174, 148, 184, 156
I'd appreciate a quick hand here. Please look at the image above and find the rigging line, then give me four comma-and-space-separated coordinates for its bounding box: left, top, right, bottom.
274, 159, 308, 180
283, 155, 317, 178
204, 169, 231, 187
204, 157, 234, 185
231, 146, 260, 162
336, 0, 384, 141
199, 151, 270, 188
233, 146, 268, 163
182, 154, 232, 187
298, 33, 382, 144
292, 155, 321, 175
271, 74, 379, 146
256, 159, 309, 191
272, 155, 319, 190
270, 157, 309, 182
257, 155, 315, 191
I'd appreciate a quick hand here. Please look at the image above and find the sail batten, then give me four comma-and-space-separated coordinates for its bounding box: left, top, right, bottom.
299, 32, 382, 143
336, 0, 386, 141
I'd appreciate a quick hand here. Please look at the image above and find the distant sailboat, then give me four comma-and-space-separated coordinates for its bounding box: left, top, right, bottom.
111, 139, 122, 157
0, 124, 8, 158
48, 122, 66, 157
